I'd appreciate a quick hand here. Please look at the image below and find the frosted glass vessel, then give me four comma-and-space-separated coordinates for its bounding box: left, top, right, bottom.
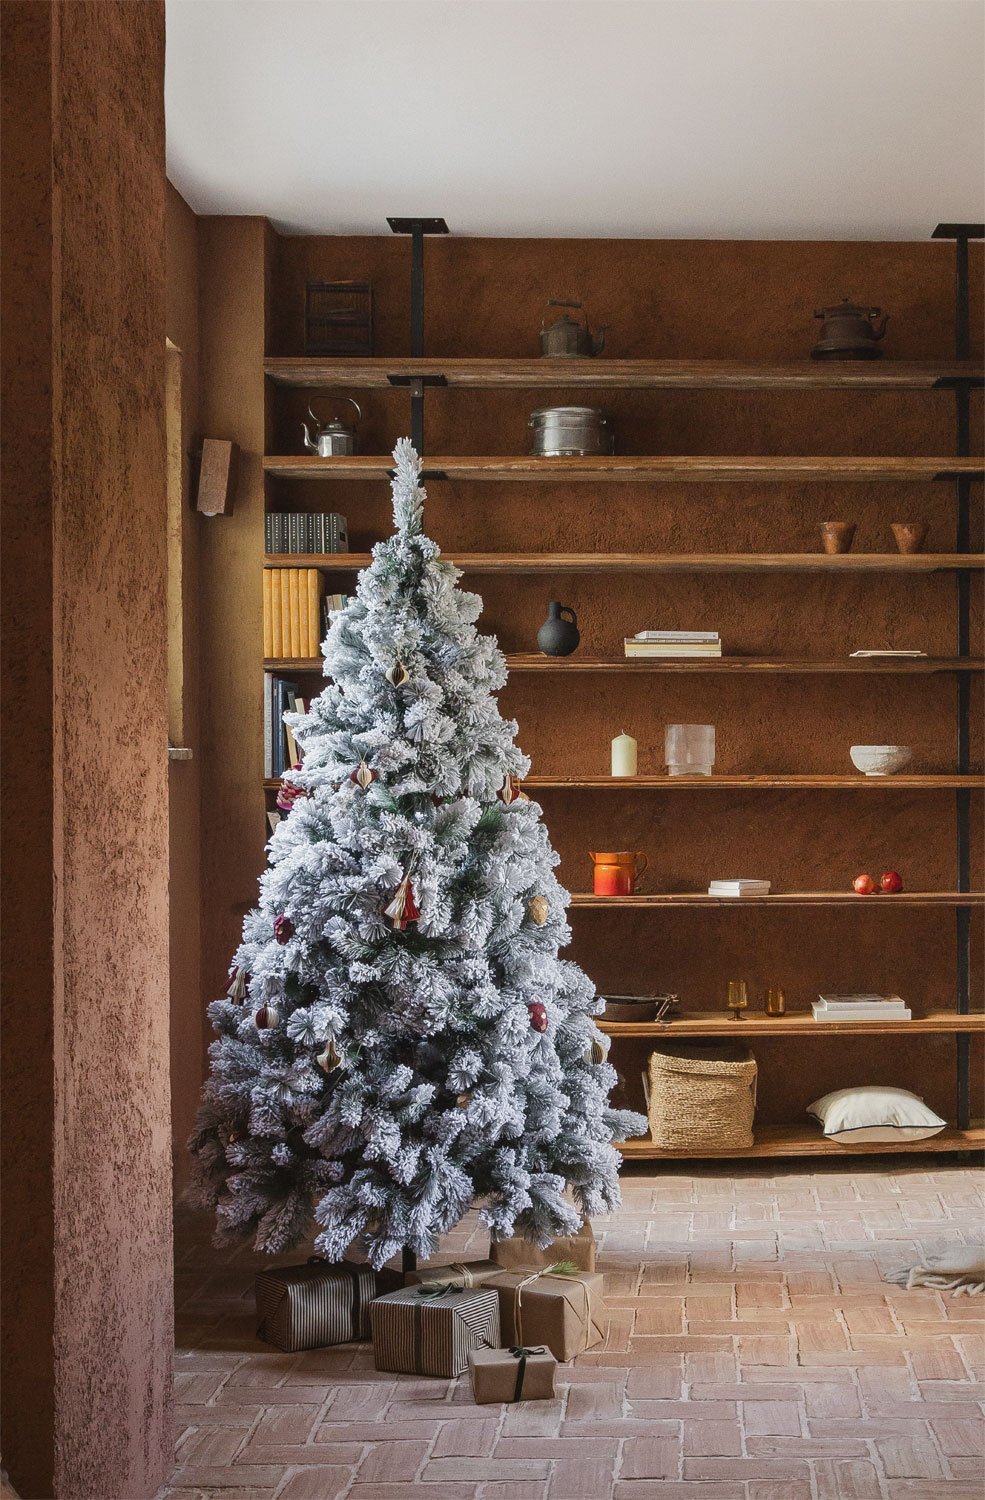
665, 723, 715, 777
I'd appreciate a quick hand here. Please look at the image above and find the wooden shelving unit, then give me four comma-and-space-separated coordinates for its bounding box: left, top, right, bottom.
598, 1009, 985, 1038
263, 453, 984, 483
265, 356, 985, 390
261, 219, 984, 1161
617, 1121, 985, 1161
264, 655, 983, 675
263, 551, 985, 575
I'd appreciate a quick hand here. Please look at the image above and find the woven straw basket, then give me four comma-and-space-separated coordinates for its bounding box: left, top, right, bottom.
647, 1043, 758, 1150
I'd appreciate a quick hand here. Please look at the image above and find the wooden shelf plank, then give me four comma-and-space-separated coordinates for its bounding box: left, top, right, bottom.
264, 356, 985, 391
617, 1121, 985, 1159
262, 551, 985, 575
264, 774, 985, 791
571, 892, 983, 907
505, 655, 983, 674
525, 774, 985, 789
263, 454, 984, 482
263, 655, 983, 675
599, 1008, 985, 1037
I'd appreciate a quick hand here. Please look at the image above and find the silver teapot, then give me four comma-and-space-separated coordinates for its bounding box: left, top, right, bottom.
540, 300, 607, 358
302, 397, 361, 456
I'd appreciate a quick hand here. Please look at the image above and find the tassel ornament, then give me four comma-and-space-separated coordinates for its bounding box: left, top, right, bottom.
226, 967, 248, 1003
384, 872, 420, 930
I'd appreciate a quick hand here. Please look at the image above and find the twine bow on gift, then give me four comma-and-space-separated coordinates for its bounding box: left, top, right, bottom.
415, 1281, 464, 1301
512, 1260, 583, 1347
508, 1344, 548, 1402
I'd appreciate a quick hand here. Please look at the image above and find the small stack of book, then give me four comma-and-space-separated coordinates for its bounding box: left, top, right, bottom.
264, 675, 306, 778
625, 631, 722, 658
708, 879, 771, 898
265, 512, 348, 554
812, 993, 911, 1023
263, 569, 326, 658
321, 591, 349, 638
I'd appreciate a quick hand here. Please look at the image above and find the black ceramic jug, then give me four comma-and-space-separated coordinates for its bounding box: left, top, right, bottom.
537, 601, 580, 656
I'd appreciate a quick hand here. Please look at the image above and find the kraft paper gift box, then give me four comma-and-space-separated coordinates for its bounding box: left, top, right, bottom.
490, 1222, 596, 1273
478, 1267, 605, 1363
255, 1258, 378, 1352
405, 1258, 500, 1288
469, 1343, 557, 1404
370, 1282, 501, 1378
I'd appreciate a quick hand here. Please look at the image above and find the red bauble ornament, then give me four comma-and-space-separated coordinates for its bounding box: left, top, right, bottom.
350, 760, 375, 790
273, 914, 294, 943
880, 870, 904, 893
253, 1002, 280, 1029
277, 768, 309, 812
528, 1001, 548, 1033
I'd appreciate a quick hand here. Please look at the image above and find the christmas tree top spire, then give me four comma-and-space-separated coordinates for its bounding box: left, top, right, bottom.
390, 436, 424, 537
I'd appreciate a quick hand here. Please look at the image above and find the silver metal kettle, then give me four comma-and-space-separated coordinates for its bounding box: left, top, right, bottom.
540, 300, 607, 358
302, 397, 361, 456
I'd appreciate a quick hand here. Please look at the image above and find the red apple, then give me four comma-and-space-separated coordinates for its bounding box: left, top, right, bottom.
853, 873, 876, 894
880, 870, 904, 893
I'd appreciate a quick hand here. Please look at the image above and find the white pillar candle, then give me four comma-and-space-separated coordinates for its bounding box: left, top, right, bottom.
611, 732, 638, 777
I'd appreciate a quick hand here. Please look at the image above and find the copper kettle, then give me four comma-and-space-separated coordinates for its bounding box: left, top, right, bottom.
540, 300, 607, 358
812, 299, 889, 360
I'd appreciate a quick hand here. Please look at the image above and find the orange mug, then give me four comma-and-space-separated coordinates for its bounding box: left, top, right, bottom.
589, 850, 648, 896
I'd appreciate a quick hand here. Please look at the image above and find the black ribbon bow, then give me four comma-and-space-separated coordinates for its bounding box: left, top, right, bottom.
508, 1344, 547, 1402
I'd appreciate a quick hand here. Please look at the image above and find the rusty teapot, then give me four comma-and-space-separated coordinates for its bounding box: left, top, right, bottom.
540, 300, 607, 358
811, 299, 889, 360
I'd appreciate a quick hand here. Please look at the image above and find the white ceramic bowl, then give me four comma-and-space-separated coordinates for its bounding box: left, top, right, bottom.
850, 744, 913, 777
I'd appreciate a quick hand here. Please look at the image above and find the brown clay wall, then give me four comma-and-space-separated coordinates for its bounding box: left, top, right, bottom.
1, 3, 173, 1496
265, 232, 982, 1126
166, 184, 204, 1192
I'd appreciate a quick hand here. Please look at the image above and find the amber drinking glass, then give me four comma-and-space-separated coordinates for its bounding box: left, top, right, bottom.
764, 987, 786, 1016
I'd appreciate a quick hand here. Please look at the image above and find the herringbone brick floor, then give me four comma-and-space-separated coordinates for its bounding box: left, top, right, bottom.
161, 1159, 984, 1500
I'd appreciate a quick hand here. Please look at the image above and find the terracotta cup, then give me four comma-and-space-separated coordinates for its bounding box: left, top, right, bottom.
892, 522, 929, 555
820, 521, 857, 555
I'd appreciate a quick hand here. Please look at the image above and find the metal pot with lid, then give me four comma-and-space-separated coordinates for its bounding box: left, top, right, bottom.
540, 300, 607, 358
302, 396, 362, 456
529, 405, 613, 456
811, 299, 888, 360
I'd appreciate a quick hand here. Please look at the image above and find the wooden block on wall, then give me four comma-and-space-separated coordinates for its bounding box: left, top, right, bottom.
196, 437, 238, 515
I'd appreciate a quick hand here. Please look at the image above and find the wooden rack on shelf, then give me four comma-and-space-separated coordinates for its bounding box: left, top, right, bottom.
263, 453, 985, 483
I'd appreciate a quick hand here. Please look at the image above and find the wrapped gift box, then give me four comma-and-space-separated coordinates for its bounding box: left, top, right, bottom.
469, 1343, 557, 1403
406, 1258, 500, 1288
370, 1283, 501, 1378
491, 1222, 596, 1273
479, 1267, 604, 1362
255, 1258, 378, 1351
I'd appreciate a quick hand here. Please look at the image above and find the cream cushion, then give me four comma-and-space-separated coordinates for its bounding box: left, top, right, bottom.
808, 1085, 946, 1144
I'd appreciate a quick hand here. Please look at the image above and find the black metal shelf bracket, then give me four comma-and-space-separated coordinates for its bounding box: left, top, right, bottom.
933, 223, 983, 1130
387, 217, 450, 454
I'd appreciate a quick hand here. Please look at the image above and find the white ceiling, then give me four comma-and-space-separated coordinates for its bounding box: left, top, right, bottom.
165, 0, 985, 240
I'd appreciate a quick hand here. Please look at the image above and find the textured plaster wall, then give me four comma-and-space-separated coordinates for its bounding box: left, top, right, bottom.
167, 184, 205, 1192
1, 3, 174, 1497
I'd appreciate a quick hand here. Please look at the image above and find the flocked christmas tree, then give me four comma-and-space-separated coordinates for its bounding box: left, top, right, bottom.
189, 440, 646, 1268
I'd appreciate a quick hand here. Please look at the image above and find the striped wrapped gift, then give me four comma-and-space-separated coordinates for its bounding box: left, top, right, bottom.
255, 1258, 378, 1352
370, 1282, 501, 1378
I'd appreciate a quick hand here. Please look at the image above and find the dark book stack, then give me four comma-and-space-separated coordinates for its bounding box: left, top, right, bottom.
265, 513, 349, 554
263, 675, 305, 778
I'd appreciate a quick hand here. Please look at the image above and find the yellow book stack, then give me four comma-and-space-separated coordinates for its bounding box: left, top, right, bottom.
263, 568, 325, 660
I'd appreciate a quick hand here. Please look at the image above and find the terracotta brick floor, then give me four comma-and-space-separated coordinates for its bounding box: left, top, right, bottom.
162, 1159, 985, 1500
